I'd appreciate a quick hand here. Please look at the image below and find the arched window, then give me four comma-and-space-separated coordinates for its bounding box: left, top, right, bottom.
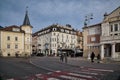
115, 43, 120, 52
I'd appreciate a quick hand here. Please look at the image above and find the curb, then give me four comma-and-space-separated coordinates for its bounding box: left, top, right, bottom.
29, 59, 55, 72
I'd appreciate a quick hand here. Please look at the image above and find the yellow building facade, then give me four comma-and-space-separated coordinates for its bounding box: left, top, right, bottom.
0, 10, 32, 57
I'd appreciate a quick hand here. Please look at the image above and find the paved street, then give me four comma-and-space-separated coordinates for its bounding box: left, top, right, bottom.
0, 58, 50, 80
0, 57, 120, 80
30, 56, 120, 80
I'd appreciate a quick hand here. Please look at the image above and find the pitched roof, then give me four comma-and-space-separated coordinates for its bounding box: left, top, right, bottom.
82, 23, 101, 29
1, 25, 24, 33
23, 10, 31, 26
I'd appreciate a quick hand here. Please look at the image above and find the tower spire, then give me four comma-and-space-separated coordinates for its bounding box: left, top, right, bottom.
23, 6, 31, 26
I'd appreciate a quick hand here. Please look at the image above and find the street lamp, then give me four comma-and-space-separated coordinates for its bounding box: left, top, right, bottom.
84, 13, 93, 27
84, 13, 93, 59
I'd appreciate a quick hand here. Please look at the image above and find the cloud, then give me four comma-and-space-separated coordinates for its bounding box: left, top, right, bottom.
0, 0, 120, 32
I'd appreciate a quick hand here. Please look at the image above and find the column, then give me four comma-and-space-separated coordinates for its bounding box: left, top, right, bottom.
112, 43, 115, 58
101, 44, 104, 59
88, 46, 91, 60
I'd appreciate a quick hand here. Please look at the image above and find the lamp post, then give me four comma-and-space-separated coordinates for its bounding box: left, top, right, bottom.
84, 13, 93, 59
84, 13, 93, 27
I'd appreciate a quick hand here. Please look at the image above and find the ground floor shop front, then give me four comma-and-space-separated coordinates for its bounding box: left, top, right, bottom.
101, 42, 120, 60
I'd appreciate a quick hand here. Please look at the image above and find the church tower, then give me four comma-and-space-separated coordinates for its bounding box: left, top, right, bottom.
21, 8, 33, 56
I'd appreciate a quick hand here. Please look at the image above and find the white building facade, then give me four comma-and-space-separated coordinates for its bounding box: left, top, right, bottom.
100, 7, 120, 60
35, 24, 77, 56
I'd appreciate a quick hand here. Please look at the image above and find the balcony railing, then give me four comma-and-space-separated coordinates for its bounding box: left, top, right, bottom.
100, 35, 120, 41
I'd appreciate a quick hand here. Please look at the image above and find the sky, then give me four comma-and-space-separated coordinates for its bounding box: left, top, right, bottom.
0, 0, 120, 33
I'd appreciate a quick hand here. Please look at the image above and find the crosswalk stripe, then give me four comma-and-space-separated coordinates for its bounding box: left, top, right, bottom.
77, 71, 98, 75
47, 78, 60, 80
7, 79, 14, 80
7, 68, 114, 80
68, 73, 93, 78
60, 75, 86, 80
88, 68, 114, 72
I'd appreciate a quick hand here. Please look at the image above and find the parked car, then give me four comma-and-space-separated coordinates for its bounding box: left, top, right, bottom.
36, 53, 44, 57
71, 49, 83, 57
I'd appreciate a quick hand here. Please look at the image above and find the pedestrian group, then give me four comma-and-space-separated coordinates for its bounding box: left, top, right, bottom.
90, 52, 101, 63
60, 53, 67, 63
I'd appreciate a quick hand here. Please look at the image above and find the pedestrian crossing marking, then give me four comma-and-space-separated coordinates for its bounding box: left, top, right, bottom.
68, 73, 93, 78
6, 67, 114, 80
7, 79, 14, 80
47, 78, 60, 80
76, 71, 98, 75
60, 75, 86, 80
88, 68, 114, 72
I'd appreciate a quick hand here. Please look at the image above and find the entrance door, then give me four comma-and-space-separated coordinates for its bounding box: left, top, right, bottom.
104, 44, 111, 57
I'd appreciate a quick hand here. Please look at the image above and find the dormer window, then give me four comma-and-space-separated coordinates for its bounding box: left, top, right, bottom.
53, 28, 56, 31
61, 29, 64, 32
65, 30, 69, 33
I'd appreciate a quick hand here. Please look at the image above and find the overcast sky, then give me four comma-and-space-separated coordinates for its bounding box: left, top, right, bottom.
0, 0, 120, 33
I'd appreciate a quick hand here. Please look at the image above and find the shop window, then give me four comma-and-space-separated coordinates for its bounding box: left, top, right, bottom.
115, 43, 120, 52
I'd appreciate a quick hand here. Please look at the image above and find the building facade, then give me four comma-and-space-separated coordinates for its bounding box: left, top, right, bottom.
76, 31, 83, 50
0, 10, 32, 57
83, 23, 101, 58
32, 24, 80, 56
100, 6, 120, 60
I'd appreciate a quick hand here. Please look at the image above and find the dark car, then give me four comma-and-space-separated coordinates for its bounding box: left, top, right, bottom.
71, 49, 83, 57
36, 53, 44, 56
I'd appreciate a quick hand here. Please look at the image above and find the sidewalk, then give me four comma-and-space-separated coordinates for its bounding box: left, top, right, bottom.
52, 57, 120, 70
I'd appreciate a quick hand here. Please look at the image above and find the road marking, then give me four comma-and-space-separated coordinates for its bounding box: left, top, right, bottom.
7, 79, 14, 80
47, 72, 52, 74
47, 78, 60, 80
60, 75, 86, 80
68, 73, 93, 78
55, 70, 61, 72
35, 73, 42, 77
88, 68, 114, 72
77, 71, 98, 75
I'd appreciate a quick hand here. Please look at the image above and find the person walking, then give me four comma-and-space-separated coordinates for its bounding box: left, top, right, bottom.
64, 52, 67, 63
90, 52, 95, 63
60, 53, 64, 62
97, 54, 101, 63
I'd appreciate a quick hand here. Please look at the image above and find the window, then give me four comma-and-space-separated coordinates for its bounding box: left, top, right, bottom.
61, 29, 64, 32
110, 25, 113, 32
27, 38, 29, 41
15, 44, 18, 49
114, 34, 118, 35
7, 36, 10, 40
55, 38, 56, 41
7, 44, 10, 49
91, 37, 96, 41
114, 24, 118, 31
53, 28, 56, 31
53, 33, 56, 36
15, 37, 18, 41
27, 46, 29, 49
115, 43, 120, 52
67, 35, 68, 39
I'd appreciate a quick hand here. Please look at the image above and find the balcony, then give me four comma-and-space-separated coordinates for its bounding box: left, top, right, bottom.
100, 35, 120, 41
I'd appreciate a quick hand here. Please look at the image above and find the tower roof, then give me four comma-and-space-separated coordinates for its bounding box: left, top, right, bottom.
23, 9, 31, 26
